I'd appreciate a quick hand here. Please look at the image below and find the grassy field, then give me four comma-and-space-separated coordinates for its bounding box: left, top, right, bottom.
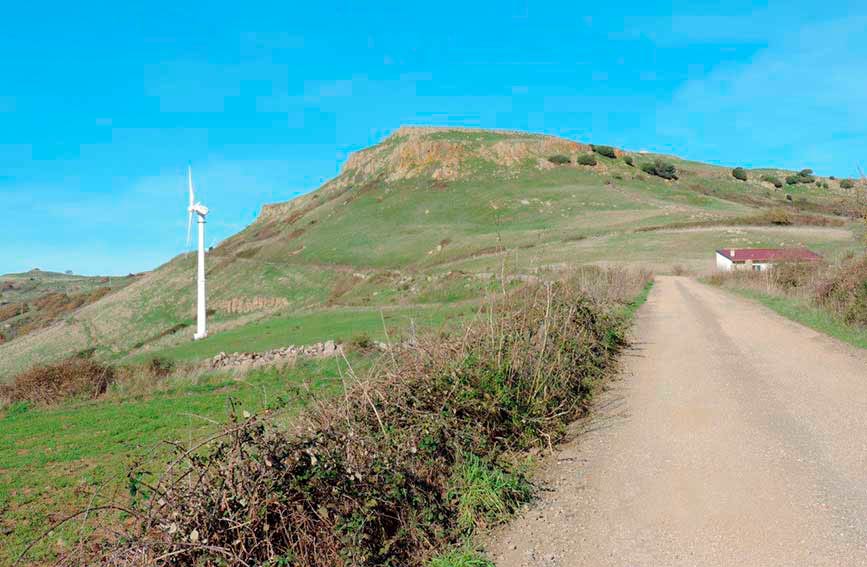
127, 301, 476, 364
0, 357, 357, 565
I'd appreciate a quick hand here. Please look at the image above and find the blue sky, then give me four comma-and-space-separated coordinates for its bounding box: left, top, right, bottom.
2, 1, 865, 275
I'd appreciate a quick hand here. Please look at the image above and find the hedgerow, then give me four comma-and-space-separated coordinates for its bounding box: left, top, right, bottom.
75, 271, 649, 566
816, 254, 867, 326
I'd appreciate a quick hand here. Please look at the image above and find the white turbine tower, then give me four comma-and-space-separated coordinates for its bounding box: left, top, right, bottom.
186, 166, 209, 340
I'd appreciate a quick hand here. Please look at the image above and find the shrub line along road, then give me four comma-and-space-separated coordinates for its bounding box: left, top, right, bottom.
489, 275, 867, 566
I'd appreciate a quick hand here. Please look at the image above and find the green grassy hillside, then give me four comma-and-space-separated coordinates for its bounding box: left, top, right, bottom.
1, 126, 863, 379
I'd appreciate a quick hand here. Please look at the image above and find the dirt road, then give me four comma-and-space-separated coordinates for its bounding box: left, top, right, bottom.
488, 276, 867, 566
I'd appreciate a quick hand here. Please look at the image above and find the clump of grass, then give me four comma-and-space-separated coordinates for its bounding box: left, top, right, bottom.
347, 331, 375, 353
70, 270, 649, 567
429, 548, 495, 567
448, 453, 532, 533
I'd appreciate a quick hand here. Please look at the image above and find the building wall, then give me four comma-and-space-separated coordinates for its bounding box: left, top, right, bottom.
715, 252, 773, 272
716, 253, 734, 271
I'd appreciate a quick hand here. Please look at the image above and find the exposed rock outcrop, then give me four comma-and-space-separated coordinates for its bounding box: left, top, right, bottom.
209, 340, 342, 369
215, 296, 290, 315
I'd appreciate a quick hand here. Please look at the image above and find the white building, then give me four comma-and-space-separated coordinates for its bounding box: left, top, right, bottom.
715, 248, 821, 272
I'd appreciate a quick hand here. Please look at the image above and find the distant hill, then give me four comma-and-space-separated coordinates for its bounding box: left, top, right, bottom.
0, 270, 140, 347
0, 126, 863, 379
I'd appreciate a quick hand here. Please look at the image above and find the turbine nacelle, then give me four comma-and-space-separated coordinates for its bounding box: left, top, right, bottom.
188, 203, 209, 217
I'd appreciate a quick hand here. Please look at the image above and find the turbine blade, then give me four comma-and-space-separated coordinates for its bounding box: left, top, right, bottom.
188, 165, 195, 208
186, 211, 193, 247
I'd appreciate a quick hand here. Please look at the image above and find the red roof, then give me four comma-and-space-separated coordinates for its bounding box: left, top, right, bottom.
716, 247, 822, 263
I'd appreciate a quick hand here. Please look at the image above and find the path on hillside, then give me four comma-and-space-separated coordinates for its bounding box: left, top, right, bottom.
488, 275, 867, 566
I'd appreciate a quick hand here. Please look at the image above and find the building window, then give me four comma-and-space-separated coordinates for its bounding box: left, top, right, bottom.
753, 264, 762, 272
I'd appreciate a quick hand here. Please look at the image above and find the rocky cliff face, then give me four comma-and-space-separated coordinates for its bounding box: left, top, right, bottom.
257, 127, 592, 222
340, 126, 590, 184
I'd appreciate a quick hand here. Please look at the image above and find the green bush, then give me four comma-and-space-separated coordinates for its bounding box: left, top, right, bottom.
591, 144, 617, 158
623, 155, 634, 166
732, 167, 748, 181
576, 153, 597, 166
761, 174, 783, 188
640, 159, 678, 180
786, 169, 816, 185
840, 179, 855, 189
348, 332, 374, 353
547, 154, 570, 165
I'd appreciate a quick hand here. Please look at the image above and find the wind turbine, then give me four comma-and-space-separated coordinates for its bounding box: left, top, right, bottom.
186, 165, 209, 340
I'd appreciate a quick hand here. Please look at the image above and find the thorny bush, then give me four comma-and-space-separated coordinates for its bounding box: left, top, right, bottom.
62, 272, 650, 567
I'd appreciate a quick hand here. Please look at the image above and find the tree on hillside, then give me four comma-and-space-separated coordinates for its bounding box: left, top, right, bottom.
732, 167, 748, 181
591, 145, 617, 159
623, 155, 634, 167
840, 179, 855, 189
576, 154, 597, 166
641, 159, 678, 180
761, 174, 783, 188
548, 154, 570, 165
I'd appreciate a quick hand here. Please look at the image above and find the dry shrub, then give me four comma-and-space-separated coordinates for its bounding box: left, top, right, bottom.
326, 274, 360, 305
0, 302, 28, 322
568, 265, 652, 305
81, 273, 646, 567
815, 254, 867, 326
708, 254, 867, 327
0, 357, 115, 407
706, 262, 821, 298
6, 288, 113, 339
